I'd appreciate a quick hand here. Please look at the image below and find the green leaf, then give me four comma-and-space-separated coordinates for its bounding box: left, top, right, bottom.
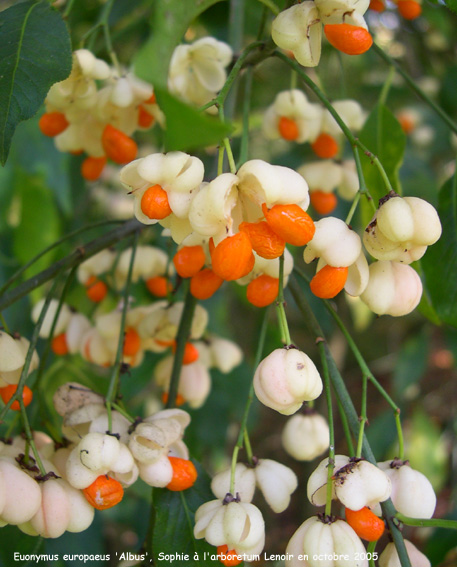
0, 0, 72, 165
12, 171, 61, 287
155, 87, 232, 152
358, 104, 406, 227
134, 0, 225, 88
152, 462, 242, 566
421, 175, 457, 327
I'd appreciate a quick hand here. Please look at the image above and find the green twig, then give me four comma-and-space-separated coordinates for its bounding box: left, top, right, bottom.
372, 43, 457, 135
317, 341, 335, 517
276, 253, 292, 345
356, 373, 368, 458
230, 307, 269, 494
395, 514, 457, 530
337, 397, 355, 457
0, 219, 142, 312
378, 65, 396, 107
106, 231, 140, 430
165, 284, 197, 409
256, 0, 280, 14
0, 220, 124, 297
367, 541, 377, 567
275, 50, 394, 196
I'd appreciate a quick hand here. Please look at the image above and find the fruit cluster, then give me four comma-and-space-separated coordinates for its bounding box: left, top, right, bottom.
39, 49, 162, 181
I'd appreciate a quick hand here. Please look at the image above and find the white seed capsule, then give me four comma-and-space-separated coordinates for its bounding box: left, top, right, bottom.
254, 348, 323, 415
281, 412, 329, 461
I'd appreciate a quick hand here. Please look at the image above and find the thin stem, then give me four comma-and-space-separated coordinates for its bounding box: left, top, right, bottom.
106, 231, 140, 429
367, 541, 377, 567
110, 402, 135, 423
0, 220, 124, 297
0, 219, 142, 312
243, 429, 253, 462
34, 266, 78, 389
165, 284, 197, 409
378, 65, 396, 107
290, 69, 297, 91
229, 307, 269, 494
317, 341, 335, 517
275, 51, 394, 197
372, 43, 457, 135
62, 0, 77, 18
219, 107, 237, 174
217, 143, 225, 176
395, 514, 457, 530
395, 412, 405, 461
356, 373, 368, 458
20, 403, 46, 476
0, 313, 10, 334
199, 41, 267, 113
353, 146, 376, 214
345, 192, 361, 225
276, 253, 292, 345
337, 398, 355, 457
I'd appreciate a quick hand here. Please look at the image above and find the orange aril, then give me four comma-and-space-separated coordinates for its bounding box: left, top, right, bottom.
0, 384, 33, 411
246, 275, 279, 308
123, 327, 141, 357
101, 124, 137, 164
51, 333, 69, 356
81, 156, 107, 181
397, 115, 415, 134
83, 475, 124, 510
278, 116, 300, 141
324, 24, 373, 55
397, 0, 422, 18
310, 190, 338, 215
146, 276, 171, 297
140, 184, 172, 220
172, 342, 199, 365
190, 268, 224, 300
173, 245, 206, 278
145, 92, 156, 104
217, 545, 242, 566
166, 457, 198, 491
262, 203, 315, 246
310, 265, 348, 298
369, 0, 385, 10
39, 112, 69, 137
311, 133, 339, 159
239, 221, 285, 259
161, 391, 186, 406
211, 233, 255, 281
345, 507, 385, 541
138, 105, 155, 128
85, 276, 108, 303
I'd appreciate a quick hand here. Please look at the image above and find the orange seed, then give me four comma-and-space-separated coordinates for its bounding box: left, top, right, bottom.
211, 233, 255, 281
278, 116, 300, 141
311, 133, 339, 159
262, 203, 315, 246
239, 221, 286, 259
190, 268, 224, 300
166, 457, 198, 491
102, 124, 137, 164
310, 265, 348, 298
39, 112, 69, 137
324, 24, 373, 56
51, 333, 69, 356
83, 475, 124, 510
0, 384, 33, 411
397, 0, 422, 19
81, 156, 107, 181
140, 184, 172, 220
173, 245, 206, 278
310, 190, 338, 215
345, 507, 385, 541
246, 275, 279, 308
